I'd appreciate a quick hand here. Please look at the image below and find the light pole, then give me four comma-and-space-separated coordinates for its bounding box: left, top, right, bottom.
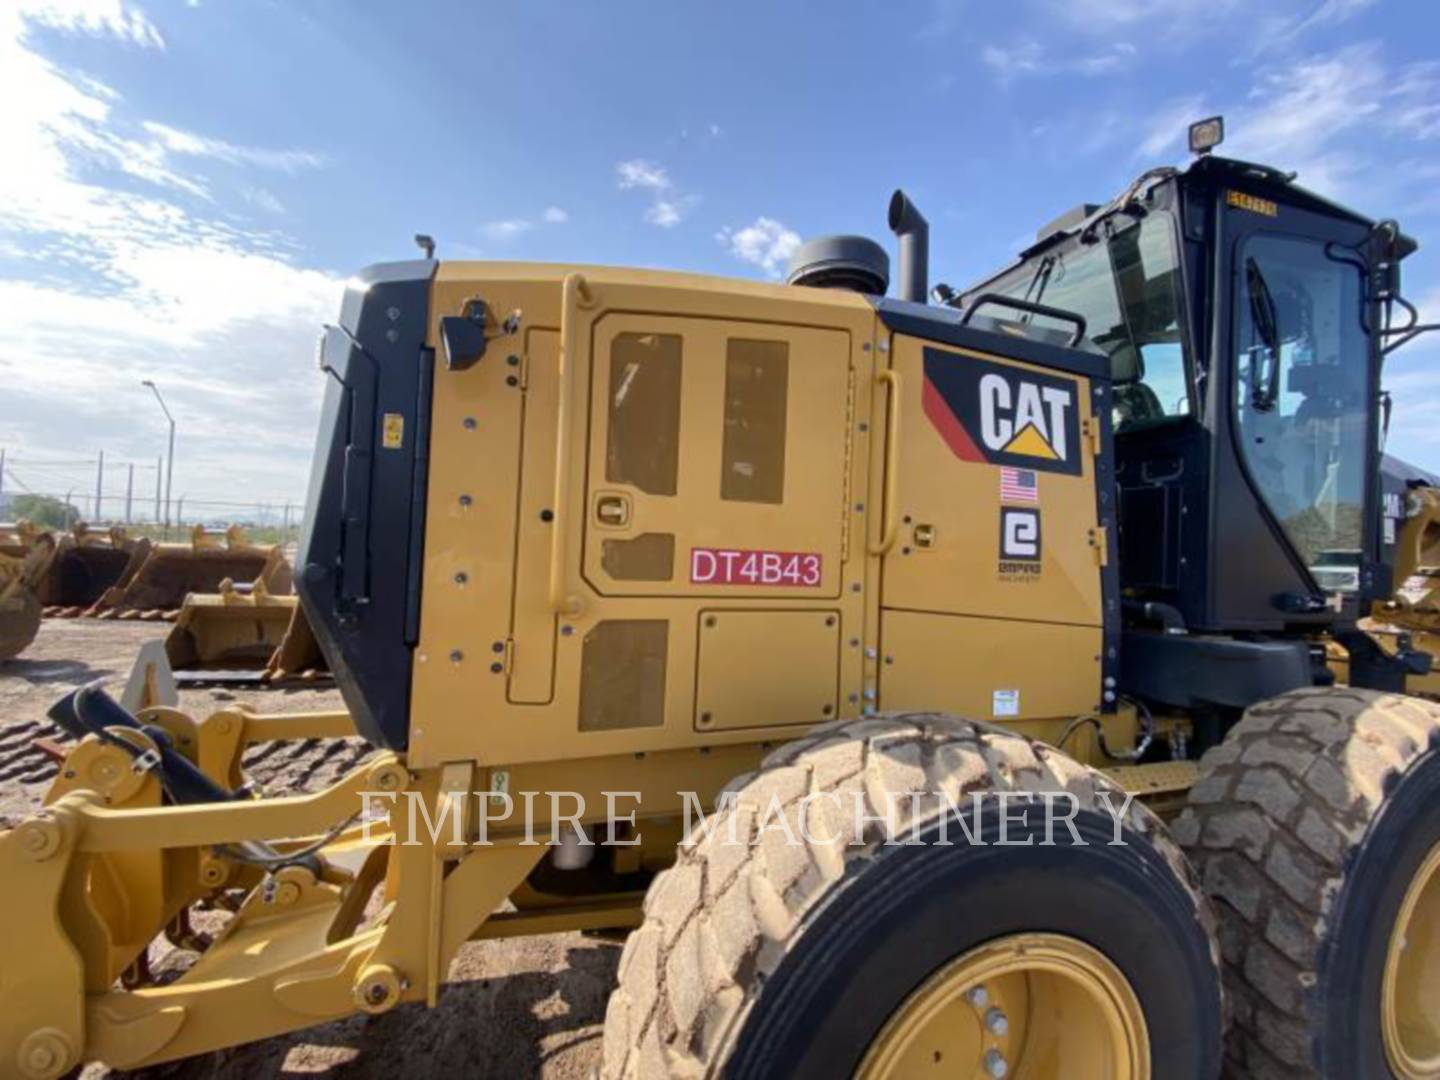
141, 380, 175, 537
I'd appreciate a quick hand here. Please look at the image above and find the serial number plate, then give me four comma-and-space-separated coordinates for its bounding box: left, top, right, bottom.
690, 548, 822, 587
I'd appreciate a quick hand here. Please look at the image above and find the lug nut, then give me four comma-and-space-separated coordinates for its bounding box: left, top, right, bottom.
984, 1049, 1009, 1078
965, 985, 989, 1008
985, 1008, 1009, 1036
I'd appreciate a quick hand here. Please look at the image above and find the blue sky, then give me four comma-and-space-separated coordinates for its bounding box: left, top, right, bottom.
3, 0, 1439, 515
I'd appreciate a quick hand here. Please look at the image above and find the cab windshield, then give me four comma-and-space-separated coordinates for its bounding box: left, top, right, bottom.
1233, 232, 1369, 589
982, 212, 1190, 430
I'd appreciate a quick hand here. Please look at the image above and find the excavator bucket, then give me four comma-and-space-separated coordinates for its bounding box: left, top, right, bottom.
41, 525, 151, 614
163, 579, 299, 673
92, 525, 292, 618
0, 529, 56, 659
164, 586, 330, 682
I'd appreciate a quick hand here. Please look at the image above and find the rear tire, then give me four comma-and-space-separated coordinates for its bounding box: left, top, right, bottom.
1174, 687, 1440, 1078
601, 714, 1224, 1078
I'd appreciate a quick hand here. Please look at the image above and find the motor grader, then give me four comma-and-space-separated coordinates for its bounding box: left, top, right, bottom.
5, 116, 1440, 1079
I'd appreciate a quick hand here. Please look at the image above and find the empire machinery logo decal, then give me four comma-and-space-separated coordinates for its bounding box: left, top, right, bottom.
921, 348, 1081, 477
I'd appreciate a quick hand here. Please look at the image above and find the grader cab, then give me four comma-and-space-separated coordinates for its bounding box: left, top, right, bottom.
6, 119, 1440, 1078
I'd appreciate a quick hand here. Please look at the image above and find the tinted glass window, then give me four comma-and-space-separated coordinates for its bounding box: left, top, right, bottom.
987, 213, 1189, 430
1234, 233, 1368, 589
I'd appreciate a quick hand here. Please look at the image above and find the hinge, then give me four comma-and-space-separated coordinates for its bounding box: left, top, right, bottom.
503, 637, 516, 675
1088, 526, 1109, 567
1083, 415, 1102, 457
841, 363, 857, 564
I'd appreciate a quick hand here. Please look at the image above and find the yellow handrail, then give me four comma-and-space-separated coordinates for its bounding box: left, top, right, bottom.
869, 367, 902, 556
550, 273, 594, 615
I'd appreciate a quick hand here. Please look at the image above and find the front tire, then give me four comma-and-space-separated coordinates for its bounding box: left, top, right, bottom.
1175, 687, 1440, 1078
602, 714, 1224, 1078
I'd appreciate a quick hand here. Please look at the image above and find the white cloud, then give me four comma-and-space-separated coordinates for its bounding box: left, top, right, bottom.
982, 40, 1043, 81
14, 0, 164, 49
1131, 44, 1439, 200
141, 121, 326, 172
981, 38, 1135, 83
0, 3, 341, 502
616, 159, 671, 191
241, 185, 284, 214
645, 201, 682, 228
542, 205, 569, 223
617, 158, 698, 227
480, 218, 532, 240
718, 217, 803, 277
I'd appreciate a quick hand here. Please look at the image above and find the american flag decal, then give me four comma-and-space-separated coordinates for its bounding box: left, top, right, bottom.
999, 466, 1038, 504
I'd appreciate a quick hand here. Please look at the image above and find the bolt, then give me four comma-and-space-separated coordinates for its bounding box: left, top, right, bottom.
459, 494, 473, 507
366, 982, 389, 1006
385, 328, 399, 343
859, 421, 869, 432
506, 375, 519, 387
966, 985, 989, 1008
450, 649, 464, 663
463, 416, 477, 430
855, 502, 865, 512
984, 1049, 1009, 1078
985, 1008, 1009, 1036
492, 641, 505, 653
699, 712, 713, 725
540, 509, 554, 522
490, 661, 503, 674
705, 615, 717, 628
825, 615, 836, 626
507, 354, 520, 367
561, 625, 575, 636
454, 571, 469, 584
386, 306, 400, 321
821, 704, 834, 716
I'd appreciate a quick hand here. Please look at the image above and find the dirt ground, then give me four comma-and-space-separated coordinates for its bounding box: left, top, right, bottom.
1, 619, 616, 1079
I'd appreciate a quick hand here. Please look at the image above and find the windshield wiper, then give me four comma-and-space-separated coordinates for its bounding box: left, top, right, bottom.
1246, 257, 1283, 411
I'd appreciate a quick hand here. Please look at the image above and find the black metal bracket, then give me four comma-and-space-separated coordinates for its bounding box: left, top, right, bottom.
960, 292, 1088, 347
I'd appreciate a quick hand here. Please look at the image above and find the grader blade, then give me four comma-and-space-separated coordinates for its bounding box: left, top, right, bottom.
91, 525, 292, 616
0, 529, 55, 659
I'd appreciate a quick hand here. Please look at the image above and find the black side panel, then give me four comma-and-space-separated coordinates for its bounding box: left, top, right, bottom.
1119, 630, 1312, 710
297, 260, 436, 750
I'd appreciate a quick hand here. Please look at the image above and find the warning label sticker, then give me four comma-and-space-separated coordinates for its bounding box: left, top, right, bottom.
690, 548, 822, 587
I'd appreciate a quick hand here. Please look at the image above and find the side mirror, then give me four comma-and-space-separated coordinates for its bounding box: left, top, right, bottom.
441, 304, 489, 371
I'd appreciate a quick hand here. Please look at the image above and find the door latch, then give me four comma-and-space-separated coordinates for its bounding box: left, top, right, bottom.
595, 494, 631, 528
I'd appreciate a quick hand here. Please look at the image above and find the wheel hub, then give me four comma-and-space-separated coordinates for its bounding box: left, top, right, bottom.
1385, 841, 1440, 1078
857, 932, 1149, 1079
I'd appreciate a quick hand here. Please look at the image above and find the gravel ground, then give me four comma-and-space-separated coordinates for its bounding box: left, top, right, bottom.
1, 619, 616, 1079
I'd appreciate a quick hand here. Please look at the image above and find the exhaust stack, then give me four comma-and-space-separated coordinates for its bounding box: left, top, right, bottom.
888, 189, 929, 304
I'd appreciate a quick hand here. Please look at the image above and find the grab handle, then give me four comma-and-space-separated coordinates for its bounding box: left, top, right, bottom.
550, 273, 594, 615
870, 368, 903, 556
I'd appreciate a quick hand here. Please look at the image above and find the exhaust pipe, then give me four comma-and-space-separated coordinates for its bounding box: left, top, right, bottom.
888, 189, 929, 304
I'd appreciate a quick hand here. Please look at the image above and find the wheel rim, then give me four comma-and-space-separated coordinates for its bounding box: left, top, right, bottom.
1385, 842, 1440, 1078
857, 932, 1149, 1080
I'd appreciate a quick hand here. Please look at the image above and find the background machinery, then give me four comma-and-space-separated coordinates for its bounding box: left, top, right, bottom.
4, 117, 1440, 1078
0, 526, 55, 659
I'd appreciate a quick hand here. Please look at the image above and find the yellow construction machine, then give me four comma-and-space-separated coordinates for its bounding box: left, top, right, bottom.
0, 526, 56, 660
8, 116, 1440, 1078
